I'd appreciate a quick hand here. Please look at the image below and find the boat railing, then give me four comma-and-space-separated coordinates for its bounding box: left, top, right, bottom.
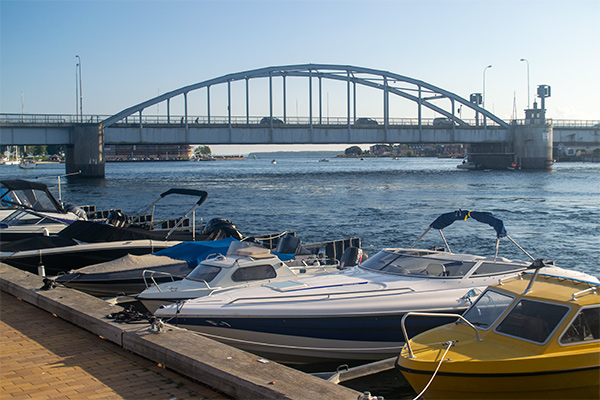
142, 270, 196, 291
401, 312, 481, 359
225, 285, 415, 304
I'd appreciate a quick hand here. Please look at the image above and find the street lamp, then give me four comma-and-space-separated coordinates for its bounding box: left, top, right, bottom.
76, 55, 82, 122
483, 65, 492, 109
520, 58, 530, 109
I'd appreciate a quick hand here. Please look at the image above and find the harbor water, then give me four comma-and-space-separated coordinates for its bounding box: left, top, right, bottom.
2, 155, 599, 398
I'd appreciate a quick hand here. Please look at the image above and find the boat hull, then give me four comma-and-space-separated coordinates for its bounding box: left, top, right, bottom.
397, 363, 600, 399
164, 311, 464, 364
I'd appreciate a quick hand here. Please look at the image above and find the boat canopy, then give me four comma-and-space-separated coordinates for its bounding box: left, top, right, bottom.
1, 179, 64, 213
430, 210, 507, 238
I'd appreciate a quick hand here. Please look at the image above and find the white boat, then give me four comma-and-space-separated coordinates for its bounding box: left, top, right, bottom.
456, 157, 480, 170
138, 239, 361, 313
18, 158, 37, 169
154, 210, 599, 364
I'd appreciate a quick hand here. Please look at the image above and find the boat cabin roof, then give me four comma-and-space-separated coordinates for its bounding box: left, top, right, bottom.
462, 273, 599, 345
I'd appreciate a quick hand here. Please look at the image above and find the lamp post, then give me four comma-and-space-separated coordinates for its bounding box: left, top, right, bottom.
482, 65, 492, 109
520, 58, 530, 109
76, 55, 82, 122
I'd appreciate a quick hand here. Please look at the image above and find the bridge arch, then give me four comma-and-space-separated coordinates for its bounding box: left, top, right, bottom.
102, 64, 509, 128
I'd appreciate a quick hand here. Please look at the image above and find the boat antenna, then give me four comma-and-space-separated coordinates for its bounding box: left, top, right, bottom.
523, 259, 545, 294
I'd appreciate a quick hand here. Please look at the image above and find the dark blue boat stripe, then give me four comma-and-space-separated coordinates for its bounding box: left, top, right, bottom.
170, 312, 464, 342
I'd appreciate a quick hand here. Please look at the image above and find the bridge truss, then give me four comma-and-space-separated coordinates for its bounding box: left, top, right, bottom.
102, 64, 509, 129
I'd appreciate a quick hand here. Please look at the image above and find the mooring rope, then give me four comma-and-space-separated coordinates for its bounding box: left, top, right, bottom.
412, 340, 454, 400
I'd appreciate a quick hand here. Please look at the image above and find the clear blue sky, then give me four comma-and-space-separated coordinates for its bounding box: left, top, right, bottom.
1, 0, 598, 154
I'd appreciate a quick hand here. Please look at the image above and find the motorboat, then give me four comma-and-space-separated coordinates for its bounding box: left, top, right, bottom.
456, 157, 481, 170
0, 187, 253, 275
52, 235, 362, 301
1, 179, 87, 241
395, 262, 599, 399
18, 158, 37, 169
137, 237, 362, 313
0, 217, 263, 276
53, 238, 238, 298
153, 210, 596, 364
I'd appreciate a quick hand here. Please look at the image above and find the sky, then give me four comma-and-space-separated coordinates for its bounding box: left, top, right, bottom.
1, 0, 599, 154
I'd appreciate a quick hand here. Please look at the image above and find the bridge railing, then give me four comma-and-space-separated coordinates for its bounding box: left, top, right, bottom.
110, 115, 504, 127
2, 113, 596, 128
0, 113, 108, 124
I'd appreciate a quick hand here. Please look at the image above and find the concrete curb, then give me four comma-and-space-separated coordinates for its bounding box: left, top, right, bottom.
0, 263, 361, 399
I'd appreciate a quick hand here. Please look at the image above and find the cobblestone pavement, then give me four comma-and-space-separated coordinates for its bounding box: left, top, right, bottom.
0, 290, 229, 400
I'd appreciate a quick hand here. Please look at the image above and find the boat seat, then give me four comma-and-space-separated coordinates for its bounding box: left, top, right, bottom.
425, 263, 447, 276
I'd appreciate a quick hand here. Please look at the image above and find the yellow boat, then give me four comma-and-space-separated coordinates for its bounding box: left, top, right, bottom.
396, 263, 600, 399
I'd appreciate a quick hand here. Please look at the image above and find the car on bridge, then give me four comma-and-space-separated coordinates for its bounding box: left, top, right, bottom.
354, 118, 378, 126
260, 117, 284, 125
433, 117, 455, 126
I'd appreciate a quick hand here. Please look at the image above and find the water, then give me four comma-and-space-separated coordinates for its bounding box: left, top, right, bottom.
3, 156, 599, 398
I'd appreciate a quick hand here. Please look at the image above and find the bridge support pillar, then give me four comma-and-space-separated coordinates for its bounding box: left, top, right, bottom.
512, 123, 553, 170
65, 124, 105, 178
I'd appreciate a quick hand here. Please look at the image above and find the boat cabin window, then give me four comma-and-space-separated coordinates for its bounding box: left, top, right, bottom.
359, 250, 474, 277
560, 306, 600, 344
471, 262, 525, 276
231, 265, 276, 282
496, 299, 570, 343
463, 289, 514, 329
186, 265, 221, 283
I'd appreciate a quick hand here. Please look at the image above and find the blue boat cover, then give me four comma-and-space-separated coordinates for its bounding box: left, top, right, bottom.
430, 210, 507, 238
154, 237, 294, 267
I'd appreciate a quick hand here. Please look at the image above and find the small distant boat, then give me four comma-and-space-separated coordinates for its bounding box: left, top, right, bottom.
318, 158, 330, 162
456, 157, 481, 170
18, 159, 37, 169
396, 263, 600, 399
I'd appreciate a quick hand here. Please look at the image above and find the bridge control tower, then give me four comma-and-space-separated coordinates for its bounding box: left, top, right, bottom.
468, 84, 553, 170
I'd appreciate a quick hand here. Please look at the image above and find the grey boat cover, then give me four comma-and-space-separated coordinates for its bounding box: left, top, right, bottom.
70, 254, 187, 275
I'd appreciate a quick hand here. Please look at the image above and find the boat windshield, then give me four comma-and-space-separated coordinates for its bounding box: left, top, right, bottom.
359, 250, 475, 277
463, 289, 514, 329
560, 306, 600, 344
186, 265, 221, 283
496, 299, 570, 343
0, 187, 59, 215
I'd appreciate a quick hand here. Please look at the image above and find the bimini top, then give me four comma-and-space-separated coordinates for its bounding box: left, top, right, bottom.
1, 179, 64, 214
430, 210, 507, 238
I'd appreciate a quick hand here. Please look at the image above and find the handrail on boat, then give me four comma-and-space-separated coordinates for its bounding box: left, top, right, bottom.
225, 285, 415, 304
142, 269, 190, 290
401, 312, 481, 359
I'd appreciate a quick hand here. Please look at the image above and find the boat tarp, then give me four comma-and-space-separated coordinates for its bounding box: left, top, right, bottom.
154, 237, 295, 265
70, 253, 187, 274
430, 210, 507, 238
154, 237, 238, 266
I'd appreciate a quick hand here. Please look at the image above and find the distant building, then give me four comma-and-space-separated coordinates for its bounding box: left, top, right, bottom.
104, 144, 192, 161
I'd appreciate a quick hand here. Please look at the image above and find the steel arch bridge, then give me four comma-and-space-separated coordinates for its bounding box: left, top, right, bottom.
102, 64, 509, 129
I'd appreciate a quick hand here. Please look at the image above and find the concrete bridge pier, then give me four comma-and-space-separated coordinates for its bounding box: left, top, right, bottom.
513, 123, 553, 170
65, 124, 105, 178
